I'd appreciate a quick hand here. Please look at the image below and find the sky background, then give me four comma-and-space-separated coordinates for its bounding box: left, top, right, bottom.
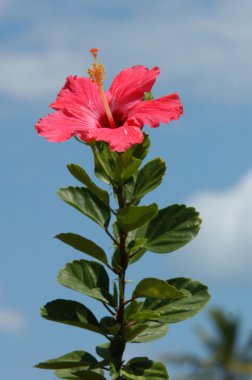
0, 0, 252, 379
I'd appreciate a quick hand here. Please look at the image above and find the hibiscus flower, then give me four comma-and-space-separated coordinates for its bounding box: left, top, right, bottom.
35, 49, 183, 152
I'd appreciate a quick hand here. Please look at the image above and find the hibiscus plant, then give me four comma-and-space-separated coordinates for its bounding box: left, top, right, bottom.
35, 49, 210, 380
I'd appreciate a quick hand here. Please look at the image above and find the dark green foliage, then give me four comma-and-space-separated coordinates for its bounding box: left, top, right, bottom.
57, 187, 110, 228
37, 135, 210, 379
55, 233, 108, 264
57, 260, 114, 305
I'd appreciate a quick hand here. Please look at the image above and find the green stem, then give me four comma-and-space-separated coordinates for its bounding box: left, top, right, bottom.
114, 184, 128, 379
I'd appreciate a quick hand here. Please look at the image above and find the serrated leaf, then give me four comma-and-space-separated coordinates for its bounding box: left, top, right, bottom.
133, 278, 188, 299
57, 187, 110, 228
133, 158, 166, 200
121, 358, 169, 379
55, 233, 108, 264
67, 164, 109, 207
35, 350, 97, 369
142, 278, 210, 323
41, 299, 103, 335
143, 204, 202, 253
117, 204, 158, 233
57, 260, 113, 304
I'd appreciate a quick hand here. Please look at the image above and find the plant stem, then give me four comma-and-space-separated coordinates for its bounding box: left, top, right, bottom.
114, 184, 128, 379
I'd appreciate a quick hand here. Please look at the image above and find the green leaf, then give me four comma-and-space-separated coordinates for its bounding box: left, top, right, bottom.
124, 302, 169, 343
128, 310, 161, 321
125, 300, 161, 322
121, 358, 169, 379
112, 282, 118, 309
57, 260, 113, 304
57, 187, 110, 228
100, 317, 121, 335
142, 278, 210, 323
110, 362, 120, 379
41, 299, 104, 335
55, 367, 105, 380
117, 204, 158, 233
133, 158, 166, 200
55, 233, 108, 264
129, 321, 169, 343
110, 336, 126, 361
92, 141, 117, 184
114, 152, 142, 183
130, 133, 150, 161
122, 177, 136, 205
35, 351, 97, 369
73, 370, 106, 379
133, 278, 188, 299
124, 324, 148, 342
93, 154, 111, 184
96, 343, 111, 361
67, 164, 109, 207
143, 204, 202, 253
127, 238, 148, 264
143, 92, 154, 100
111, 248, 122, 272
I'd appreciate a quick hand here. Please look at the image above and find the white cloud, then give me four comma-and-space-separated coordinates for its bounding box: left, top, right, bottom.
170, 170, 252, 281
0, 291, 27, 333
0, 50, 79, 98
0, 307, 26, 333
1, 0, 252, 103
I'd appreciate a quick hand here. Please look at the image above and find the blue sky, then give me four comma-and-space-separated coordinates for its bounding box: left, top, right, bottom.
1, 1, 252, 379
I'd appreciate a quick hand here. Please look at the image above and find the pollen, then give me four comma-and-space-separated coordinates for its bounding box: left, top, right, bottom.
87, 48, 116, 129
87, 48, 106, 86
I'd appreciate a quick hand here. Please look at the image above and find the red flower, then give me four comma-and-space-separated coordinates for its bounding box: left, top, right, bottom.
36, 56, 183, 152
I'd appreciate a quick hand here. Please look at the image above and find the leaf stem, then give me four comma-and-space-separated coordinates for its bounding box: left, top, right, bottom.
102, 302, 116, 316
123, 297, 136, 306
105, 227, 119, 246
129, 247, 144, 259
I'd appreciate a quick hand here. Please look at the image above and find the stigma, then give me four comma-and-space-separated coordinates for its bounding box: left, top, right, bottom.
88, 48, 116, 129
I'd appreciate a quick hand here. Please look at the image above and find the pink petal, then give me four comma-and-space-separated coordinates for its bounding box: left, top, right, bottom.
108, 65, 160, 112
86, 125, 144, 152
50, 75, 106, 117
35, 109, 99, 142
126, 93, 183, 128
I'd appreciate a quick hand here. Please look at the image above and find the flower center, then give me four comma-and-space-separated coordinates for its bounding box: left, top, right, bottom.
87, 48, 116, 129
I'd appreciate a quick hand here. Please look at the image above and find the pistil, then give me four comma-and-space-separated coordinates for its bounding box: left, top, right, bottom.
88, 48, 116, 129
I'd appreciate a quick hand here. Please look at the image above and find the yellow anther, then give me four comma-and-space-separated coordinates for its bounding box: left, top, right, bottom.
87, 48, 106, 86
87, 48, 116, 129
